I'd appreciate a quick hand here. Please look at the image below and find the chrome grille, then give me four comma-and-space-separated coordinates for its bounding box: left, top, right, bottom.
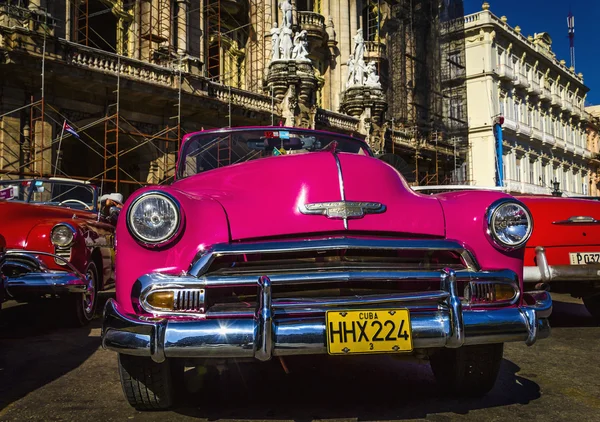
54, 246, 72, 265
174, 289, 205, 312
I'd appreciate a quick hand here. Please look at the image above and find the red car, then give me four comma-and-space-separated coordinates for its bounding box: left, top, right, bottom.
0, 178, 118, 326
519, 196, 600, 319
413, 186, 600, 319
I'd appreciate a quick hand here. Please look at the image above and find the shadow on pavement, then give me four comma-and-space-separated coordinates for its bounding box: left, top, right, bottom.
549, 299, 598, 328
0, 292, 112, 411
173, 354, 540, 420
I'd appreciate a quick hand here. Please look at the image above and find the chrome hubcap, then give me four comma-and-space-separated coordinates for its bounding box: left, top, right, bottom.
83, 269, 96, 316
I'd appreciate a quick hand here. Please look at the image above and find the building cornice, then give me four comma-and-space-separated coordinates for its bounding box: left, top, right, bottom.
464, 10, 588, 93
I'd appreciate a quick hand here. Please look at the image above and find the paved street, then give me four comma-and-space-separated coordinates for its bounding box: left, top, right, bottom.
0, 292, 599, 422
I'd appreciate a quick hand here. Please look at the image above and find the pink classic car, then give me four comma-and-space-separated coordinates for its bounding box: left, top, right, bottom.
101, 127, 552, 410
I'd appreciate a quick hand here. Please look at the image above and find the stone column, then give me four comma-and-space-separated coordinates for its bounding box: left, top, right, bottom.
198, 0, 205, 61
65, 0, 72, 41
129, 1, 141, 59
176, 0, 188, 54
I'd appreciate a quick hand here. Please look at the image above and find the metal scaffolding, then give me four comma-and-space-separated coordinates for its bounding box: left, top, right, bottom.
385, 0, 469, 185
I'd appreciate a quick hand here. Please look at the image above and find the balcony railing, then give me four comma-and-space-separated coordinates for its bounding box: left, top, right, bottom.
298, 11, 326, 39
514, 71, 529, 88
531, 127, 543, 141
316, 109, 359, 133
551, 93, 562, 107
543, 133, 555, 145
540, 86, 552, 102
564, 99, 573, 113
496, 63, 514, 80
364, 40, 387, 62
528, 79, 541, 95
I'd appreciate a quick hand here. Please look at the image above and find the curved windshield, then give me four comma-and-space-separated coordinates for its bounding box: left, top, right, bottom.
178, 128, 372, 179
0, 179, 97, 211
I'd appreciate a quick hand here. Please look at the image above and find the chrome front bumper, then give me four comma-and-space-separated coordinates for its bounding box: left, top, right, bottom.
524, 246, 600, 283
101, 270, 552, 364
2, 250, 88, 298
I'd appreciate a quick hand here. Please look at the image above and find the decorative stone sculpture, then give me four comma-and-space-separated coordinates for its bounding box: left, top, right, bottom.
352, 28, 365, 62
270, 22, 281, 61
280, 24, 294, 60
292, 30, 310, 61
365, 61, 381, 88
345, 27, 381, 89
279, 0, 293, 29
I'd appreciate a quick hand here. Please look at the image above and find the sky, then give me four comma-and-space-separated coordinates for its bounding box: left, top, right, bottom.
463, 0, 600, 106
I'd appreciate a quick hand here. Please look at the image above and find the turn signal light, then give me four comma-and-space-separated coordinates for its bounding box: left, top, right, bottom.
466, 282, 517, 304
146, 291, 175, 310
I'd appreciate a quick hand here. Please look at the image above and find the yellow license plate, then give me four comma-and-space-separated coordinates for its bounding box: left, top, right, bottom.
325, 309, 413, 355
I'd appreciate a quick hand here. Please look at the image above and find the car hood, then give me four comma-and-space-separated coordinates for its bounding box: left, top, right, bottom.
172, 152, 445, 241
0, 201, 94, 249
518, 196, 600, 248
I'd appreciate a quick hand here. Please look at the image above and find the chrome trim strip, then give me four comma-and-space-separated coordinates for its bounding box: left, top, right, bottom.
332, 152, 348, 230
442, 268, 464, 348
101, 286, 552, 362
5, 272, 88, 295
5, 249, 86, 280
254, 276, 273, 361
188, 238, 481, 277
552, 216, 600, 225
522, 246, 600, 282
273, 290, 450, 308
139, 269, 517, 292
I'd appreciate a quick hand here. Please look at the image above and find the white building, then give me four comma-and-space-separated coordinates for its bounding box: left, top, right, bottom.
462, 2, 591, 196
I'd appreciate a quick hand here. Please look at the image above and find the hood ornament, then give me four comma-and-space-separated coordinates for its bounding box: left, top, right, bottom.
299, 201, 386, 219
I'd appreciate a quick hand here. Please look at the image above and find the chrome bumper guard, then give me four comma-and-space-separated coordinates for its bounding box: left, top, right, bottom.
524, 246, 600, 282
2, 250, 88, 297
101, 269, 552, 363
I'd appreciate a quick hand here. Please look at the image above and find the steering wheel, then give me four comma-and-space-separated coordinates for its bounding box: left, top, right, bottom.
59, 199, 92, 210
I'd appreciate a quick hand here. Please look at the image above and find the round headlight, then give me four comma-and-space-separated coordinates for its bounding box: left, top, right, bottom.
51, 224, 75, 247
127, 192, 181, 246
486, 199, 533, 250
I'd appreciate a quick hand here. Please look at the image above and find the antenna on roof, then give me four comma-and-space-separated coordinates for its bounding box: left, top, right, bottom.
567, 10, 575, 69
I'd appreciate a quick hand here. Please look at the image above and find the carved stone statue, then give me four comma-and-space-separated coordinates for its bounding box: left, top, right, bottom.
346, 57, 355, 88
292, 30, 309, 61
280, 24, 294, 60
270, 22, 281, 61
365, 61, 381, 87
326, 16, 336, 42
279, 0, 293, 29
352, 28, 365, 62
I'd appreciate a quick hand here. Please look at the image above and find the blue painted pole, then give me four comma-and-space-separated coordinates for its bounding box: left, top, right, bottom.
494, 122, 504, 187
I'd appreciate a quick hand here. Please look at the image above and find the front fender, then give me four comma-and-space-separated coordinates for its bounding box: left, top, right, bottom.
114, 186, 231, 315
436, 191, 527, 295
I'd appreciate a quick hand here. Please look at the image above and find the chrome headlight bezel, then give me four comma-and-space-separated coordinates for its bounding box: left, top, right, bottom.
50, 223, 76, 247
485, 198, 533, 251
126, 191, 183, 248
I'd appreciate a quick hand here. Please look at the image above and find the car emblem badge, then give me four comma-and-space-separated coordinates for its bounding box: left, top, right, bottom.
299, 201, 386, 219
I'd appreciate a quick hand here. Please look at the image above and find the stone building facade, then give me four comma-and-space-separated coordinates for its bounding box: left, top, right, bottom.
0, 0, 469, 197
462, 2, 594, 196
586, 106, 600, 196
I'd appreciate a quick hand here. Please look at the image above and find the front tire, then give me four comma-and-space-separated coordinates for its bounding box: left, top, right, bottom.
430, 343, 504, 397
583, 293, 600, 320
64, 261, 99, 327
118, 354, 176, 410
